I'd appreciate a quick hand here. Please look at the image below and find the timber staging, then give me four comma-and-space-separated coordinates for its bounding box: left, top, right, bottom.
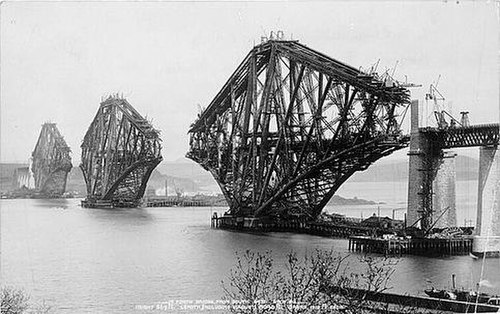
211, 214, 373, 238
81, 199, 139, 209
349, 236, 473, 257
211, 215, 474, 257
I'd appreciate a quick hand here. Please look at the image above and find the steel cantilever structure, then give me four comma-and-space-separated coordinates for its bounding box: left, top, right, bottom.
80, 96, 162, 208
31, 123, 72, 196
187, 40, 411, 220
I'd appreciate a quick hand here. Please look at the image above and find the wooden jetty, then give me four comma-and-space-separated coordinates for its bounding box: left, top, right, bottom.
80, 199, 138, 208
148, 199, 207, 207
211, 214, 373, 238
212, 216, 474, 257
81, 199, 115, 209
324, 286, 500, 313
147, 198, 227, 207
349, 235, 473, 256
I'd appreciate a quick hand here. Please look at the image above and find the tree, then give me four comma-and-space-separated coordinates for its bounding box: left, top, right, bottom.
1, 287, 52, 314
1, 287, 29, 314
223, 250, 437, 314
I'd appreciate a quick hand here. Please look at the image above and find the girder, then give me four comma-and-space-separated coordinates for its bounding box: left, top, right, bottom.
80, 96, 162, 207
421, 124, 499, 149
31, 123, 72, 196
187, 40, 410, 220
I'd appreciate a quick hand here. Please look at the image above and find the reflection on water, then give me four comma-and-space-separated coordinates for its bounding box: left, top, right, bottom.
32, 198, 71, 209
335, 180, 479, 226
84, 207, 154, 225
1, 182, 499, 313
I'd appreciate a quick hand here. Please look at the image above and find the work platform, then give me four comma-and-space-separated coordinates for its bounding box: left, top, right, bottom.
211, 215, 474, 257
147, 199, 225, 207
211, 215, 373, 237
348, 236, 473, 257
81, 199, 140, 209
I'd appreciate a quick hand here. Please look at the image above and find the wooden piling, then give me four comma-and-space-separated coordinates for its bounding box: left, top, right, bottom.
348, 236, 473, 257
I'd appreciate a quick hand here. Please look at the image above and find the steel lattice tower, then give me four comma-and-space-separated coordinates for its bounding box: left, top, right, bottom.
80, 96, 162, 207
187, 40, 411, 220
31, 123, 72, 196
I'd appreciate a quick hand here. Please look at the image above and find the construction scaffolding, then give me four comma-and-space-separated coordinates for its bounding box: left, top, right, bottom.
187, 39, 411, 220
31, 123, 72, 197
80, 96, 162, 208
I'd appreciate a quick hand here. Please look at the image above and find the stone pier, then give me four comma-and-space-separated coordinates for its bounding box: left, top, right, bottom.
407, 100, 457, 230
473, 145, 500, 256
407, 100, 424, 228
432, 151, 457, 229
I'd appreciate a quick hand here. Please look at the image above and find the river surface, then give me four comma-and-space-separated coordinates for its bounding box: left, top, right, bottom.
1, 180, 499, 313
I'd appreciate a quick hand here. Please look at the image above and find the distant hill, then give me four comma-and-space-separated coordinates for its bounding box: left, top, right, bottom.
156, 159, 216, 190
328, 195, 377, 206
0, 155, 479, 194
158, 155, 479, 187
349, 155, 479, 182
146, 168, 206, 194
0, 162, 203, 196
65, 167, 204, 196
0, 163, 29, 191
65, 167, 86, 194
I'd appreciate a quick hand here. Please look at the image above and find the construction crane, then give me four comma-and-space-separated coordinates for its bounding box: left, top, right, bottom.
425, 80, 464, 129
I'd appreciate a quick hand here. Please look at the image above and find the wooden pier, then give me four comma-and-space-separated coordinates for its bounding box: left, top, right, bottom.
349, 236, 473, 256
148, 199, 207, 207
212, 216, 474, 257
323, 286, 500, 313
147, 199, 226, 207
81, 199, 140, 208
211, 215, 373, 238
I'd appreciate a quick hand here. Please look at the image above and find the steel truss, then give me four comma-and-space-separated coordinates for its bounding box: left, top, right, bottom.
31, 123, 72, 196
187, 40, 410, 220
80, 96, 162, 207
421, 124, 499, 149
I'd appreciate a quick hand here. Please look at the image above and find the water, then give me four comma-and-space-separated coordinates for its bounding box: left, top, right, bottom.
1, 180, 499, 313
334, 179, 479, 225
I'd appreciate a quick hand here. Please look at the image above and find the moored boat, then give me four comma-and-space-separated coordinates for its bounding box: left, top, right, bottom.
425, 287, 498, 305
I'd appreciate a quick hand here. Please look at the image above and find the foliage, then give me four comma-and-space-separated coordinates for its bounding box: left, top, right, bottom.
1, 287, 52, 314
223, 250, 438, 314
1, 287, 29, 314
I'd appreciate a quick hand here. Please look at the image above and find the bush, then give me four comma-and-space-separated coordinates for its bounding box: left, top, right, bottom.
1, 287, 29, 314
1, 287, 51, 314
223, 250, 433, 314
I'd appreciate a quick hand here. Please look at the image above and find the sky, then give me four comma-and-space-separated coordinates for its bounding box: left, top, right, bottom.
1, 0, 498, 165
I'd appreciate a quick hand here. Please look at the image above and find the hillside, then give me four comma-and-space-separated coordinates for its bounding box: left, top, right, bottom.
349, 155, 479, 182
1, 155, 480, 195
0, 163, 29, 191
156, 159, 215, 189
1, 163, 203, 196
159, 155, 479, 187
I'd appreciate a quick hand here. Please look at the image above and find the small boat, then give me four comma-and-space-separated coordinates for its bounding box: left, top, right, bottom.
455, 290, 493, 303
425, 273, 500, 306
424, 288, 457, 300
425, 288, 497, 304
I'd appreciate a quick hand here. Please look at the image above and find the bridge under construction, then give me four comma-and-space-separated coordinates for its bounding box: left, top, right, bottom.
187, 39, 411, 221
31, 122, 72, 197
190, 37, 500, 256
406, 99, 499, 256
80, 96, 162, 208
